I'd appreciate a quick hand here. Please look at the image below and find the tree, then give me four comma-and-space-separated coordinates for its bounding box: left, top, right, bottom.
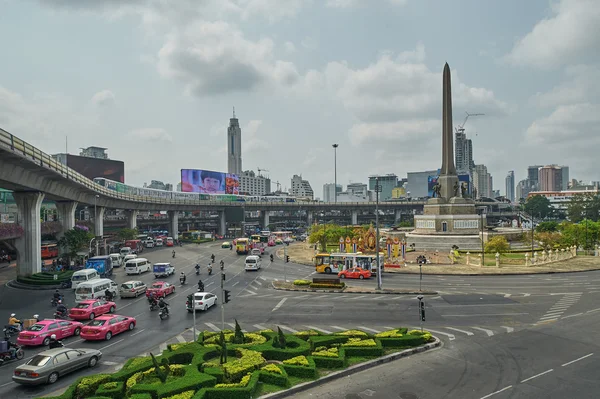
536, 221, 558, 232
233, 319, 244, 344
273, 327, 287, 349
219, 331, 227, 364
484, 236, 510, 254
58, 225, 94, 257
566, 193, 600, 223
117, 228, 138, 241
534, 231, 562, 249
308, 224, 358, 252
524, 195, 552, 219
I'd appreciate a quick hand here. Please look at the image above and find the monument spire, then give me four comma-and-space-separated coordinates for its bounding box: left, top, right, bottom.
440, 62, 456, 175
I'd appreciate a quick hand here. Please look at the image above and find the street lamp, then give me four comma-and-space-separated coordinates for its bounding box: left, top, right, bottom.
480, 209, 485, 266
375, 177, 382, 290
94, 195, 100, 256
332, 144, 338, 203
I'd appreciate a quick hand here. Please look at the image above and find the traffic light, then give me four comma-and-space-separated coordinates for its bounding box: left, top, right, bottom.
224, 290, 231, 303
186, 294, 194, 309
222, 273, 226, 281
285, 255, 289, 263
420, 301, 425, 321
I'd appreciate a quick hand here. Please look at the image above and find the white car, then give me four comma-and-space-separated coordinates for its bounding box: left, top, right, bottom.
186, 292, 217, 312
145, 239, 155, 248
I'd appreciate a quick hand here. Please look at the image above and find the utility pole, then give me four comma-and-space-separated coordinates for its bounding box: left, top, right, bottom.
375, 177, 382, 290
332, 144, 338, 203
220, 260, 225, 330
283, 246, 288, 282
94, 195, 99, 256
417, 295, 425, 332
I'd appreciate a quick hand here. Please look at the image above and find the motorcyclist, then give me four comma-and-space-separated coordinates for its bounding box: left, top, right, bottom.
53, 289, 62, 301
158, 297, 169, 315
180, 272, 186, 284
33, 314, 40, 323
270, 254, 274, 262
48, 334, 63, 349
211, 254, 215, 263
8, 340, 19, 358
197, 280, 204, 292
56, 301, 67, 317
104, 289, 114, 302
172, 250, 176, 258
8, 314, 21, 332
195, 264, 200, 275
148, 292, 158, 307
207, 263, 213, 275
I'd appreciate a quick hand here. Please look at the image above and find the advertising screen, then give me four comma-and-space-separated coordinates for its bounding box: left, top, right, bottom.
67, 154, 125, 183
180, 169, 240, 194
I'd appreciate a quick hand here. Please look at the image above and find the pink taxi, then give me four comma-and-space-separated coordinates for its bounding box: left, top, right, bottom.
80, 314, 136, 341
17, 319, 83, 347
68, 299, 116, 320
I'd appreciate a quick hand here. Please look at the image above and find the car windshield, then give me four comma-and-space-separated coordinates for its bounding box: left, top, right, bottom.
27, 324, 45, 332
121, 283, 133, 289
247, 259, 256, 263
74, 303, 89, 309
89, 320, 107, 327
75, 287, 93, 294
27, 355, 51, 366
72, 275, 88, 281
151, 284, 162, 289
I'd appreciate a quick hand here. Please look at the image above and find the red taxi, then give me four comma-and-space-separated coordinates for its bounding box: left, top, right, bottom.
338, 267, 372, 280
68, 299, 116, 320
80, 314, 136, 341
145, 281, 175, 298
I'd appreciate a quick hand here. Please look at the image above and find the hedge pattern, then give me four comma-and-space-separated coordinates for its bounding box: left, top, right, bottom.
38, 327, 432, 399
17, 270, 74, 286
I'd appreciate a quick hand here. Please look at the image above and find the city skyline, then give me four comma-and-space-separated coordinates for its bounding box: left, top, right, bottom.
0, 1, 598, 194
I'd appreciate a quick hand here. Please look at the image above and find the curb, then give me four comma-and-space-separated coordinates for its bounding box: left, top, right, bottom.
271, 282, 437, 295
6, 279, 63, 291
258, 336, 442, 399
386, 266, 600, 276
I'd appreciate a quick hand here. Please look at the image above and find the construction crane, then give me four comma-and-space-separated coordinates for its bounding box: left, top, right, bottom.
257, 167, 269, 177
455, 112, 484, 134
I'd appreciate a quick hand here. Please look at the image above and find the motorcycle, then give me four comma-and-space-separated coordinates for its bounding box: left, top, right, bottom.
60, 280, 72, 289
179, 275, 186, 285
158, 306, 170, 320
53, 310, 68, 320
0, 343, 25, 366
148, 298, 159, 311
172, 251, 176, 259
195, 265, 200, 275
2, 324, 21, 339
51, 296, 63, 307
208, 266, 212, 276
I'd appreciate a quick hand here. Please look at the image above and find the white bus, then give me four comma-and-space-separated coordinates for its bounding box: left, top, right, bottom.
314, 252, 385, 275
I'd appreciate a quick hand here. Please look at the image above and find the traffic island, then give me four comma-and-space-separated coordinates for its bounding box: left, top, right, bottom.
39, 324, 440, 399
7, 270, 73, 290
272, 280, 438, 295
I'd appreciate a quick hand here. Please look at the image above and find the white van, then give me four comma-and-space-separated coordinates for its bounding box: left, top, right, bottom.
155, 238, 163, 247
70, 269, 100, 289
245, 255, 262, 271
120, 247, 132, 256
75, 278, 119, 301
251, 248, 262, 257
109, 253, 123, 268
125, 258, 152, 275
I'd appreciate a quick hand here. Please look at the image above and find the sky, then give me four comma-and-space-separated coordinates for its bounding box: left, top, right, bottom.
0, 0, 599, 198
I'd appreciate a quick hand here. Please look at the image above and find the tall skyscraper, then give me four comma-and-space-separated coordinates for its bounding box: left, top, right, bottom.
227, 108, 242, 175
505, 171, 515, 202
323, 183, 342, 202
560, 166, 569, 190
527, 165, 542, 191
538, 165, 563, 191
473, 164, 492, 198
455, 130, 474, 173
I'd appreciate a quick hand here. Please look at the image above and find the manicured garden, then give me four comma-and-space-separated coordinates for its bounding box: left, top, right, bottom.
17, 270, 74, 286
41, 321, 433, 399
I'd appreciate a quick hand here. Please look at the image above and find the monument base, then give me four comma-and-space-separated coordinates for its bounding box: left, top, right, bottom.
405, 232, 484, 251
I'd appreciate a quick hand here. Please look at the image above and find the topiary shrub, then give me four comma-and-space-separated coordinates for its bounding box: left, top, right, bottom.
233, 319, 244, 344
293, 280, 311, 286
76, 374, 112, 398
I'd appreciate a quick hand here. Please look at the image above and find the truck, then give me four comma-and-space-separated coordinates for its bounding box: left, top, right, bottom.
124, 239, 144, 254
85, 255, 114, 278
153, 263, 175, 278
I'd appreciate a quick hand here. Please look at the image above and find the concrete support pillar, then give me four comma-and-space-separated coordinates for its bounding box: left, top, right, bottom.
168, 211, 179, 240
55, 201, 78, 239
262, 211, 270, 229
94, 206, 106, 239
124, 210, 139, 230
307, 211, 314, 226
218, 211, 226, 237
395, 209, 402, 223
13, 191, 45, 277
351, 210, 358, 225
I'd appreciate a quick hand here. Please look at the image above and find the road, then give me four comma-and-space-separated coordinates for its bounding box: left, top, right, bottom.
0, 242, 599, 398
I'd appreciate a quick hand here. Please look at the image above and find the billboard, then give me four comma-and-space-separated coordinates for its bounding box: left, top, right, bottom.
66, 154, 124, 183
180, 169, 240, 194
427, 174, 471, 197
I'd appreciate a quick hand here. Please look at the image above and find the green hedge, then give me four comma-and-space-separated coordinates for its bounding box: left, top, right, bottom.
312, 354, 345, 369
309, 283, 345, 289
281, 356, 318, 379
95, 381, 124, 398
341, 339, 384, 357
128, 394, 153, 399
378, 335, 429, 348
248, 335, 310, 361
193, 371, 260, 399
258, 366, 289, 387
17, 270, 74, 285
308, 335, 349, 350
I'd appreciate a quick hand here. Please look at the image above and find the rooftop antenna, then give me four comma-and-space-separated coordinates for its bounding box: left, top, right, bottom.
233, 106, 236, 118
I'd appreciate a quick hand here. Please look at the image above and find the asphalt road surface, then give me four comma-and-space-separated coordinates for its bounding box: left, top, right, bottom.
0, 242, 599, 398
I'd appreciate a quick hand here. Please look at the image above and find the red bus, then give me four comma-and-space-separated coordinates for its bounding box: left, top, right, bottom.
41, 243, 59, 259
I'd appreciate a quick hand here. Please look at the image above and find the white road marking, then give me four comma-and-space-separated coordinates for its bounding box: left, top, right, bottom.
503, 294, 512, 298
586, 308, 600, 313
232, 281, 239, 287
99, 338, 125, 351
445, 327, 474, 336
279, 325, 299, 333
480, 385, 513, 399
0, 381, 14, 387
176, 335, 186, 343
521, 369, 553, 383
501, 326, 514, 333
206, 281, 214, 287
159, 343, 168, 352
260, 276, 267, 280
329, 326, 347, 331
260, 294, 274, 298
522, 293, 531, 297
562, 353, 593, 367
305, 325, 332, 334
272, 298, 287, 312
102, 360, 119, 366
253, 324, 267, 330
371, 296, 387, 300
472, 327, 494, 337
131, 328, 146, 337
423, 328, 455, 341
358, 326, 381, 334
205, 322, 220, 331
353, 295, 366, 300
561, 312, 583, 319
443, 313, 529, 317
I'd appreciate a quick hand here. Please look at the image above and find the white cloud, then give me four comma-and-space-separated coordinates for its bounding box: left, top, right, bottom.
326, 0, 407, 8
91, 89, 115, 107
526, 103, 600, 144
127, 128, 173, 142
242, 119, 270, 151
300, 36, 318, 50
156, 21, 300, 96
284, 41, 296, 54
529, 65, 600, 108
504, 0, 600, 69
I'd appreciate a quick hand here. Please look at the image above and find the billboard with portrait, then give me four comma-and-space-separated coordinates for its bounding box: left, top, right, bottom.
180, 169, 240, 194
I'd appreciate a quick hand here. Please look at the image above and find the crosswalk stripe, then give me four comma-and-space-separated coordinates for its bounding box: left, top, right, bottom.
259, 276, 267, 281
501, 326, 515, 333
205, 323, 220, 331
253, 324, 267, 330
335, 295, 348, 299
313, 295, 331, 299
383, 326, 395, 330
445, 327, 474, 336
226, 323, 235, 329
371, 296, 387, 300
176, 335, 186, 343
423, 328, 455, 341
279, 325, 298, 333
540, 314, 561, 320
260, 294, 274, 298
294, 295, 310, 299
522, 293, 531, 297
353, 296, 366, 300
472, 327, 494, 337
159, 343, 168, 352
102, 361, 119, 366
329, 326, 346, 331
358, 326, 381, 334
305, 325, 332, 334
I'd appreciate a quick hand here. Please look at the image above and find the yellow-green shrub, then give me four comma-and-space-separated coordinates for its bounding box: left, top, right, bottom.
293, 280, 311, 286
293, 330, 320, 337
375, 329, 404, 338
282, 356, 309, 366
163, 389, 196, 399
342, 338, 377, 347
243, 333, 267, 345
76, 374, 111, 397
260, 364, 283, 374
101, 382, 118, 389
222, 349, 265, 381
334, 329, 369, 337
312, 347, 339, 357
215, 373, 252, 388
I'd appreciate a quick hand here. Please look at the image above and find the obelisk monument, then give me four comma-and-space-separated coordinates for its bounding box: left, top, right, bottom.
437, 62, 459, 201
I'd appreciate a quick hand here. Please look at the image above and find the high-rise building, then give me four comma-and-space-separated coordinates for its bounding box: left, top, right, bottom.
227, 108, 242, 176
516, 179, 529, 201
146, 180, 173, 191
505, 171, 515, 202
473, 164, 492, 198
240, 170, 271, 196
323, 183, 342, 202
455, 130, 474, 173
368, 174, 398, 201
290, 175, 314, 199
560, 166, 569, 190
538, 165, 563, 191
527, 165, 542, 191
347, 183, 368, 197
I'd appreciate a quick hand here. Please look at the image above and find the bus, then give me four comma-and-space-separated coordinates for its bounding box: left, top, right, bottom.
250, 234, 261, 244
41, 243, 59, 259
272, 231, 292, 241
314, 252, 384, 275
236, 238, 250, 255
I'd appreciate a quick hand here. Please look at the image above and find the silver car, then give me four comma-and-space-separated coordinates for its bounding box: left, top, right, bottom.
12, 347, 102, 385
120, 280, 147, 298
